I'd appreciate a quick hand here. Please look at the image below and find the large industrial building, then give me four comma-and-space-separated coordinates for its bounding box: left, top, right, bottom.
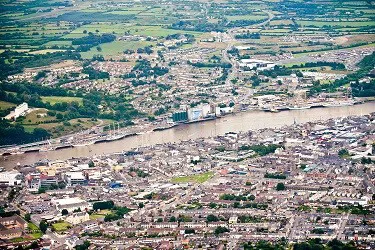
4, 102, 29, 120
239, 59, 276, 71
172, 103, 215, 123
0, 171, 22, 187
52, 197, 92, 212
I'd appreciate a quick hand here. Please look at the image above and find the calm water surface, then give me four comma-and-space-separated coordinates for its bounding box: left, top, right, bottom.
1, 102, 374, 169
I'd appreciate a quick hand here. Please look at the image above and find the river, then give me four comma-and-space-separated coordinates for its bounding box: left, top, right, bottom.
1, 102, 374, 169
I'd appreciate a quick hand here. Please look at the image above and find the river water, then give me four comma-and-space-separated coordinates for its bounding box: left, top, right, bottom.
1, 102, 374, 169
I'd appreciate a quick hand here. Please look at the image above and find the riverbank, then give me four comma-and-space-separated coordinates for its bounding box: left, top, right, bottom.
1, 102, 374, 169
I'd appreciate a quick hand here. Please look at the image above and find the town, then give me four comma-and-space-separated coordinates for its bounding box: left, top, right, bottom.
0, 113, 374, 249
0, 0, 375, 249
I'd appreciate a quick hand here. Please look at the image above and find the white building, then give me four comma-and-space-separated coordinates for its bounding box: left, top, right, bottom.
215, 106, 233, 116
64, 172, 86, 186
229, 216, 238, 224
187, 103, 213, 121
65, 212, 90, 225
239, 59, 276, 71
52, 197, 92, 212
5, 102, 29, 120
0, 171, 22, 187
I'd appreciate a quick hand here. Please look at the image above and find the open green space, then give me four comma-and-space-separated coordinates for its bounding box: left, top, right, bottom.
41, 96, 83, 105
0, 100, 16, 110
226, 15, 268, 21
171, 171, 214, 184
29, 49, 66, 55
28, 222, 40, 231
80, 40, 156, 59
297, 20, 375, 28
52, 222, 71, 232
9, 223, 42, 242
23, 118, 102, 137
89, 209, 112, 220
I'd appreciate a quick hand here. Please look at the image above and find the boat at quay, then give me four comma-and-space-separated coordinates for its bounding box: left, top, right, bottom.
1, 102, 374, 169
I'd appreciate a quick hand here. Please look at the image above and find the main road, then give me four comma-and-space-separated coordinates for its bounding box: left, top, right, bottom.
1, 102, 374, 169
222, 10, 275, 86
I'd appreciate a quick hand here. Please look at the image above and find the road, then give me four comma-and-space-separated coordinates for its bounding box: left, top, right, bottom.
222, 10, 275, 86
337, 213, 350, 240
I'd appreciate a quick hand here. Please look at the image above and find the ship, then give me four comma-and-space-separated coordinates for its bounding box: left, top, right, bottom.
39, 139, 56, 152
39, 146, 56, 152
24, 148, 40, 153
105, 122, 126, 141
310, 103, 325, 108
153, 123, 178, 131
288, 105, 311, 110
72, 140, 96, 147
106, 133, 126, 141
55, 144, 72, 150
184, 116, 216, 124
323, 100, 354, 107
10, 151, 25, 155
7, 147, 25, 155
94, 136, 108, 144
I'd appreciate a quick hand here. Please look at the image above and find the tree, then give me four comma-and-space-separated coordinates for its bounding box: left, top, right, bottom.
338, 148, 349, 158
88, 161, 95, 168
29, 241, 39, 249
75, 240, 91, 250
214, 226, 229, 235
24, 213, 31, 222
62, 209, 69, 216
58, 182, 66, 189
138, 202, 144, 208
209, 202, 217, 209
206, 214, 219, 222
56, 113, 64, 120
39, 220, 48, 233
185, 228, 195, 234
276, 183, 285, 191
93, 200, 114, 210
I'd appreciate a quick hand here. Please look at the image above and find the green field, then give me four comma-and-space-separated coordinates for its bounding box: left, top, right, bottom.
80, 40, 156, 59
171, 172, 214, 183
23, 117, 102, 137
41, 96, 83, 105
10, 223, 42, 242
297, 20, 375, 28
0, 100, 16, 110
29, 223, 43, 239
89, 209, 112, 220
29, 49, 66, 54
127, 25, 203, 37
226, 15, 268, 21
43, 40, 72, 46
28, 222, 39, 231
52, 222, 71, 232
22, 109, 56, 124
